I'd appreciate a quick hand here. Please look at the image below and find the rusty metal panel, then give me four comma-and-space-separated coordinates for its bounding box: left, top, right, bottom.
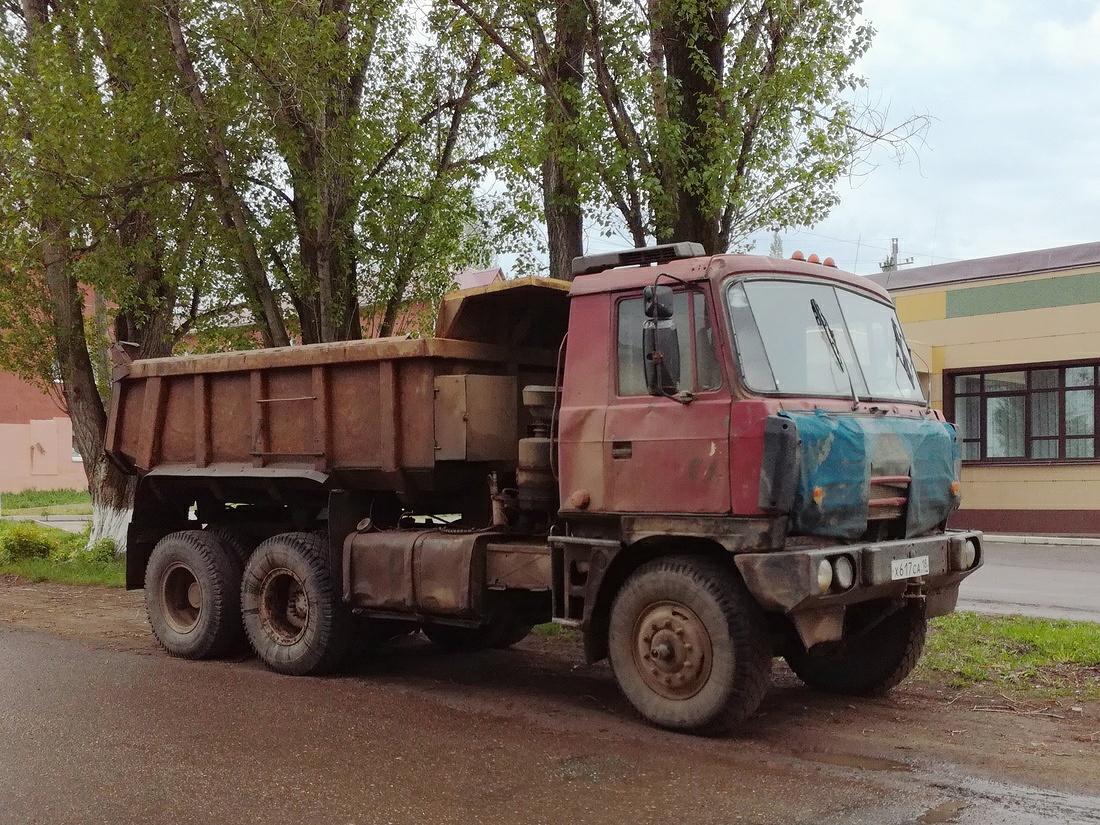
399, 359, 438, 468
329, 360, 381, 468
343, 529, 486, 617
484, 541, 552, 590
467, 375, 518, 461
107, 332, 551, 478
434, 375, 518, 462
204, 372, 250, 465
414, 532, 486, 615
159, 376, 195, 465
434, 375, 469, 461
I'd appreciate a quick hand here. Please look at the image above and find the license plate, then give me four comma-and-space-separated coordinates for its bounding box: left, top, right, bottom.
890, 555, 930, 581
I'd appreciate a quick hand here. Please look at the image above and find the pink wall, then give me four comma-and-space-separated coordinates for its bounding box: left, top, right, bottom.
0, 371, 87, 493
0, 416, 88, 494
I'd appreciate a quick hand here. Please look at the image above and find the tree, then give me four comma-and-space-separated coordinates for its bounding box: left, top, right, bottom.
166, 0, 499, 344
0, 0, 228, 546
453, 0, 927, 270
0, 0, 500, 548
769, 231, 783, 259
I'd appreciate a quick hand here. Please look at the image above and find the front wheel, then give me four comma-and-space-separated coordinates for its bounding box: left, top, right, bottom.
607, 556, 771, 734
784, 601, 927, 695
241, 532, 350, 676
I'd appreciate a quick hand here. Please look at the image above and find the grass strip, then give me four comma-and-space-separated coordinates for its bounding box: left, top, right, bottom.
1, 489, 91, 511
0, 557, 125, 587
917, 611, 1100, 700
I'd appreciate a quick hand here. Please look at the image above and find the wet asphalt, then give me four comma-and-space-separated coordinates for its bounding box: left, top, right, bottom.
1, 627, 1098, 825
958, 539, 1100, 622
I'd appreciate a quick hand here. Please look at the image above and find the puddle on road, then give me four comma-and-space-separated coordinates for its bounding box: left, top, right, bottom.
917, 800, 968, 823
927, 776, 1100, 824
798, 750, 910, 772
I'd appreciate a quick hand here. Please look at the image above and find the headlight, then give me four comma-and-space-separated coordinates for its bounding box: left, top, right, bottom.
832, 555, 855, 590
951, 538, 979, 570
816, 559, 833, 593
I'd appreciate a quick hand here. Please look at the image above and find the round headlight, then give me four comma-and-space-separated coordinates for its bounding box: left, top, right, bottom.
962, 538, 978, 569
816, 559, 833, 593
832, 555, 855, 590
950, 538, 978, 570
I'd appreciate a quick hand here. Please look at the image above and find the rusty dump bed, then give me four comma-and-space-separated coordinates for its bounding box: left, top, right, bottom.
106, 279, 569, 487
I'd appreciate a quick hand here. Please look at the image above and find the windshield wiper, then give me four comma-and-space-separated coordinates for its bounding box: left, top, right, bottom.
811, 298, 860, 409
891, 317, 917, 388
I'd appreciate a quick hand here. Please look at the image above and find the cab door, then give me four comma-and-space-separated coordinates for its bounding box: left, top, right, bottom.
603, 288, 732, 514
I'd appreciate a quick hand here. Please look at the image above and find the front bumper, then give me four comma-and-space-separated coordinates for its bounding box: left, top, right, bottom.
734, 529, 983, 615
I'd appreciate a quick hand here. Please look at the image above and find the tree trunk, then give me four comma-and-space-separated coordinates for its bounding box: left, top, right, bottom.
657, 1, 729, 253
543, 0, 587, 280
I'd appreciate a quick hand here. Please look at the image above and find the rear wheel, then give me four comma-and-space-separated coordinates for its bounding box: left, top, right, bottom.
607, 556, 771, 734
145, 530, 243, 659
785, 601, 927, 695
204, 524, 256, 568
241, 532, 350, 676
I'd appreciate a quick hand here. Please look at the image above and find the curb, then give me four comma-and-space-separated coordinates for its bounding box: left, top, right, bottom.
1, 514, 92, 523
984, 533, 1100, 547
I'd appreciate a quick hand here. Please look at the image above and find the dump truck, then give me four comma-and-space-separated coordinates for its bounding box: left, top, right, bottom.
106, 243, 983, 733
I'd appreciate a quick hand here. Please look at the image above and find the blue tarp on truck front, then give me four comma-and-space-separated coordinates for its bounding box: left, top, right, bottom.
780, 410, 961, 540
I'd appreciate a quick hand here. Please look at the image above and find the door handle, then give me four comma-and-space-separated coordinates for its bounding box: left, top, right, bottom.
612, 441, 633, 459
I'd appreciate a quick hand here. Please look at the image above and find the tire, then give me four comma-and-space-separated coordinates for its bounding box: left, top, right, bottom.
784, 602, 927, 695
144, 530, 244, 660
423, 615, 532, 652
204, 524, 256, 568
241, 531, 350, 676
607, 556, 771, 734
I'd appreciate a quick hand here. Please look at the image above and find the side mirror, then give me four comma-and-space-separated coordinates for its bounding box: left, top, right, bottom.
643, 285, 674, 319
642, 287, 680, 395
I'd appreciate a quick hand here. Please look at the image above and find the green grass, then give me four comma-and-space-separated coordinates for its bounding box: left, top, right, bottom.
532, 622, 574, 637
0, 520, 121, 587
2, 489, 93, 516
0, 556, 124, 587
917, 612, 1100, 699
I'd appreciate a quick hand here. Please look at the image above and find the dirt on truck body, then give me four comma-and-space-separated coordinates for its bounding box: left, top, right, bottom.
106, 243, 984, 734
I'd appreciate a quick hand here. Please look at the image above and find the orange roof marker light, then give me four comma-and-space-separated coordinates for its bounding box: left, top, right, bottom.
807, 253, 821, 264
823, 257, 837, 268
791, 250, 806, 261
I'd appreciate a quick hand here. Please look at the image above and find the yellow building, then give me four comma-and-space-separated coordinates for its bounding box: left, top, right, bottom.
869, 242, 1100, 535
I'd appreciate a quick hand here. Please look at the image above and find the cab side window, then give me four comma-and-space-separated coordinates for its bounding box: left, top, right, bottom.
616, 291, 721, 396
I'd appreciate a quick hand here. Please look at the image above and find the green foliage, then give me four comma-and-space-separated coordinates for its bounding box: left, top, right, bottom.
918, 612, 1100, 700
460, 0, 924, 257
0, 523, 56, 561
0, 521, 116, 570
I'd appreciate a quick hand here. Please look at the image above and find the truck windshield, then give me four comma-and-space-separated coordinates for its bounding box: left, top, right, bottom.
725, 278, 924, 403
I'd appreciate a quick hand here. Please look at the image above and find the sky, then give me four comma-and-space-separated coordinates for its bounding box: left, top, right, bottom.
743, 0, 1100, 275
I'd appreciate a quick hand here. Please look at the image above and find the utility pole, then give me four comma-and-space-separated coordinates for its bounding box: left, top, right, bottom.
880, 238, 913, 273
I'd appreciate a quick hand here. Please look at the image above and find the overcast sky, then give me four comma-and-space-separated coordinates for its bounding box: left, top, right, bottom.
748, 0, 1100, 275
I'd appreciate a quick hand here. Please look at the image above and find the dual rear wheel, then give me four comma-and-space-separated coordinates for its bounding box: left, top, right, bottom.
144, 529, 349, 675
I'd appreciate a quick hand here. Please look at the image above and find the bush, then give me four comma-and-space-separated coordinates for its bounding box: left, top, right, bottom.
1, 523, 56, 560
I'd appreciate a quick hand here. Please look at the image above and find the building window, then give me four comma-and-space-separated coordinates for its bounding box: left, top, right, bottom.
947, 363, 1098, 462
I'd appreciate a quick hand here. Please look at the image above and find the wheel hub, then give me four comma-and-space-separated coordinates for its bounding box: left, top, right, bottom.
161, 562, 202, 634
259, 567, 309, 646
633, 601, 713, 700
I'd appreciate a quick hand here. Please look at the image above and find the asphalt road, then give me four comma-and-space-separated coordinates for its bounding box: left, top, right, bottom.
2, 626, 1099, 825
957, 539, 1100, 623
